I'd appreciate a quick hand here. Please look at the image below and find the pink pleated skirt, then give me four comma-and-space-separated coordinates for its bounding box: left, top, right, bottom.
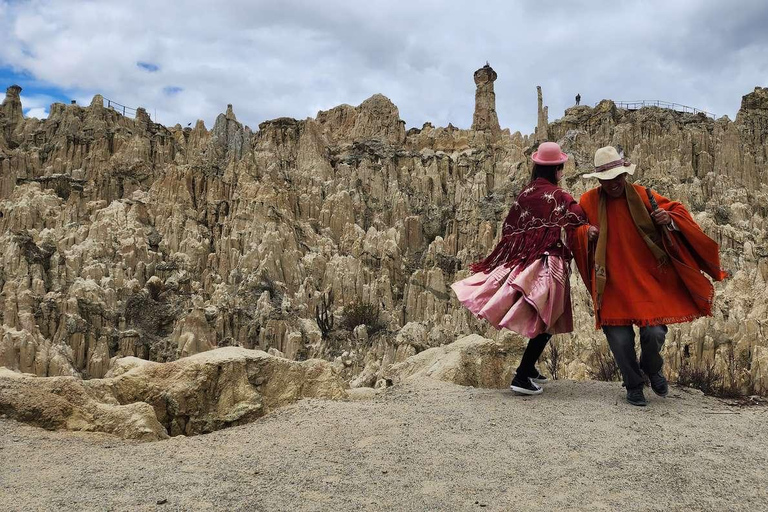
451, 255, 573, 338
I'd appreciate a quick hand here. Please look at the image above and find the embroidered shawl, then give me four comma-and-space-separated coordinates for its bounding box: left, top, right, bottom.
470, 178, 587, 273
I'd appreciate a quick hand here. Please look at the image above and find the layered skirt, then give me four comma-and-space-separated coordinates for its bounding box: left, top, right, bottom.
451, 254, 573, 338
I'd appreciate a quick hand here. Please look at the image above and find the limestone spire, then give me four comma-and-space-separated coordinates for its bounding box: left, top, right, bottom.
535, 85, 549, 141
226, 104, 237, 121
471, 64, 501, 134
1, 84, 24, 124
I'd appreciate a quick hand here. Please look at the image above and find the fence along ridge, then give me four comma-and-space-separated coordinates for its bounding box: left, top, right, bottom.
104, 97, 154, 121
595, 99, 715, 118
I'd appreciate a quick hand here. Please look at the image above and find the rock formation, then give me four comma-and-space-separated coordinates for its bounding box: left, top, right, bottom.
1, 85, 23, 123
0, 347, 347, 440
1, 85, 24, 148
385, 333, 526, 388
471, 64, 501, 135
0, 67, 766, 404
535, 85, 549, 141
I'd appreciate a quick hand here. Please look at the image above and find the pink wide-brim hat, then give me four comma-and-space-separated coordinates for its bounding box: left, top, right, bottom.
531, 141, 568, 165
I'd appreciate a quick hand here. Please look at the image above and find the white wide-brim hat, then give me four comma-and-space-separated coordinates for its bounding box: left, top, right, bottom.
582, 146, 636, 180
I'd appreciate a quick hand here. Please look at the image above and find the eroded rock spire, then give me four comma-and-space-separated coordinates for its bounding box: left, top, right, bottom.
535, 85, 549, 141
1, 84, 24, 125
472, 64, 501, 134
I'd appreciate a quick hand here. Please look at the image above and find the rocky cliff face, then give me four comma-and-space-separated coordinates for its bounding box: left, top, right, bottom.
0, 76, 765, 394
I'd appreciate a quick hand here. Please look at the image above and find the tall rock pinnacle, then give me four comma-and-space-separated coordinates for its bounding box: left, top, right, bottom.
471, 64, 501, 134
535, 85, 549, 141
1, 84, 24, 146
1, 85, 24, 125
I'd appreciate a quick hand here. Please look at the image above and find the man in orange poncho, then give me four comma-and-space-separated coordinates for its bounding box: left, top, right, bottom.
571, 146, 727, 406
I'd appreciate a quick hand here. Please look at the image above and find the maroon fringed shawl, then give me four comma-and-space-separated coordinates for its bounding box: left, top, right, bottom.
470, 178, 587, 273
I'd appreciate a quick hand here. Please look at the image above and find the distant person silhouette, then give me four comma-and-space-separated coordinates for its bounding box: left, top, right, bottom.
575, 93, 581, 106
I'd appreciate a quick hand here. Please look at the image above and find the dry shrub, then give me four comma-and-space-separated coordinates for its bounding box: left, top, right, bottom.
545, 338, 561, 380
341, 302, 386, 335
677, 344, 757, 398
677, 361, 721, 396
587, 339, 621, 382
315, 290, 334, 340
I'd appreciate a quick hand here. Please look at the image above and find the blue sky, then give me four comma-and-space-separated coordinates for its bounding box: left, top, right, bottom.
1, 0, 767, 132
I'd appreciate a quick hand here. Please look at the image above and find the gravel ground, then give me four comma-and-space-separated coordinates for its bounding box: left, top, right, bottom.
1, 379, 766, 511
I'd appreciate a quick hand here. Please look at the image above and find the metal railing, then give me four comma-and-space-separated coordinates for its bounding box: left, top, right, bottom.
599, 100, 715, 119
105, 98, 149, 119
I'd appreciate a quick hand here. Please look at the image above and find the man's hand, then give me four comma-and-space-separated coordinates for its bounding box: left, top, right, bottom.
651, 209, 672, 225
588, 225, 599, 242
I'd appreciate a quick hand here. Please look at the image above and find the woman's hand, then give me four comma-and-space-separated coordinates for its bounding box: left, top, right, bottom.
588, 225, 599, 242
651, 208, 672, 225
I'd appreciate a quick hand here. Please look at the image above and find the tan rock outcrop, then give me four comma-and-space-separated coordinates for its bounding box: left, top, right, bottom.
0, 347, 347, 440
317, 93, 405, 145
385, 333, 526, 388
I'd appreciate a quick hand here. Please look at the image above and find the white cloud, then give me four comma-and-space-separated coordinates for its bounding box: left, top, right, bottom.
20, 93, 59, 110
1, 0, 767, 132
24, 107, 48, 119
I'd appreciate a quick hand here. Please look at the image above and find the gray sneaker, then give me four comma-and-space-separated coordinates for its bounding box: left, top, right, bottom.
626, 386, 647, 406
649, 371, 669, 397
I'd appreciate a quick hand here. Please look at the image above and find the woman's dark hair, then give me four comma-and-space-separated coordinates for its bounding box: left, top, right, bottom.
531, 163, 564, 184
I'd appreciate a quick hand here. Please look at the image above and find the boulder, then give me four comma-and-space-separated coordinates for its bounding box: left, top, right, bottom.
0, 347, 347, 440
384, 334, 525, 389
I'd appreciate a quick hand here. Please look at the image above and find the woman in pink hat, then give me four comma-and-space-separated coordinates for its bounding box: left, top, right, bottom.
451, 142, 589, 395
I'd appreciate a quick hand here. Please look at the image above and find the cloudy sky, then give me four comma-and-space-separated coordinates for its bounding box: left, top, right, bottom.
1, 0, 767, 133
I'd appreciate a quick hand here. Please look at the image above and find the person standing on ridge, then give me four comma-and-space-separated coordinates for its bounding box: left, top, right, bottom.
575, 93, 581, 105
452, 142, 588, 395
570, 146, 728, 406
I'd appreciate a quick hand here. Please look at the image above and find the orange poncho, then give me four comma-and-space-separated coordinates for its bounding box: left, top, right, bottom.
571, 184, 727, 328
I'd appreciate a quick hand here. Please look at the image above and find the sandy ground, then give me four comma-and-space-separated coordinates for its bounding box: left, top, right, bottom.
1, 379, 766, 512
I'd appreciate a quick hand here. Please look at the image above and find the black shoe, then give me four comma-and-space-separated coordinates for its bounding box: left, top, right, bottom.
530, 368, 549, 384
626, 386, 647, 406
649, 371, 669, 397
510, 375, 543, 395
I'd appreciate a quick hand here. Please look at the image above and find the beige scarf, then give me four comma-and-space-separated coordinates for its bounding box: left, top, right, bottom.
595, 182, 668, 308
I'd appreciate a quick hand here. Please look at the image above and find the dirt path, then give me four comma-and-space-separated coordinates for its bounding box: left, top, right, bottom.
1, 379, 766, 511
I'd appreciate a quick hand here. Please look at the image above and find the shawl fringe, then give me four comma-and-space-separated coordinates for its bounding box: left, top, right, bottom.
470, 228, 563, 274
574, 184, 724, 330
597, 312, 709, 328
597, 274, 716, 329
470, 179, 586, 274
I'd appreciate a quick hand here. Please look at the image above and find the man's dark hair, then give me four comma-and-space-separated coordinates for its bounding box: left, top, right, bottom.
531, 163, 564, 184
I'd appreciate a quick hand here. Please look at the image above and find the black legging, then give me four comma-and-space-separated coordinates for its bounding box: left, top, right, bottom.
515, 333, 552, 378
